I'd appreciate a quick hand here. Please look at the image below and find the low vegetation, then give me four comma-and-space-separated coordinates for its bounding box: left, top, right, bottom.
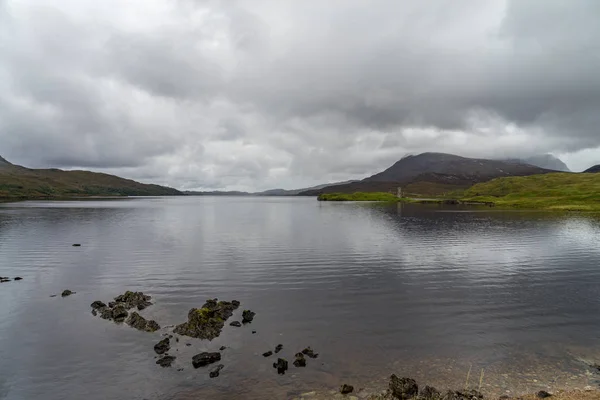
317, 192, 401, 202
463, 172, 600, 211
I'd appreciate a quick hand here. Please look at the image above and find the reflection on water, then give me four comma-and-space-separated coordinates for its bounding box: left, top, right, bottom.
1, 197, 600, 399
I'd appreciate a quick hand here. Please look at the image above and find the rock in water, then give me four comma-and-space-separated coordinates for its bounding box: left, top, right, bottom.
154, 338, 171, 355
340, 384, 354, 394
72, 244, 81, 247
209, 364, 224, 378
274, 344, 283, 353
389, 375, 418, 399
420, 386, 440, 399
126, 312, 161, 332
219, 346, 226, 351
302, 347, 318, 358
537, 391, 552, 398
91, 301, 107, 309
61, 290, 75, 297
272, 358, 288, 375
156, 355, 176, 368
229, 321, 242, 327
293, 353, 306, 367
173, 299, 240, 340
113, 291, 153, 310
112, 304, 128, 322
13, 277, 23, 281
192, 352, 221, 368
242, 310, 255, 323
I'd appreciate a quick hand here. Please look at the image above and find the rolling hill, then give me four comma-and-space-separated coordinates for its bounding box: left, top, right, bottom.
0, 157, 182, 198
584, 165, 600, 173
301, 153, 553, 196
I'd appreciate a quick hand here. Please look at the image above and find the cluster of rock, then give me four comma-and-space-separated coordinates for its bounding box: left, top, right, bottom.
263, 345, 318, 375
361, 375, 486, 400
1, 276, 22, 283
90, 291, 160, 331
173, 299, 243, 340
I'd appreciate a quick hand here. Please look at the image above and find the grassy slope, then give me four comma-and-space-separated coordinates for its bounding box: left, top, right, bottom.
317, 192, 400, 202
463, 172, 600, 211
0, 165, 182, 198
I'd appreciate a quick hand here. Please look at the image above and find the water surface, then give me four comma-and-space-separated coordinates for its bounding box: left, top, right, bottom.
1, 197, 600, 399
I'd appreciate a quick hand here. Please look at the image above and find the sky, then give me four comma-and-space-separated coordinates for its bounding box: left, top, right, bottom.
1, 0, 600, 191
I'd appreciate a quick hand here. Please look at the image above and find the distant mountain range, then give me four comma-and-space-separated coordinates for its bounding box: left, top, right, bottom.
0, 156, 182, 198
584, 165, 600, 173
508, 154, 570, 172
300, 152, 555, 196
185, 180, 358, 196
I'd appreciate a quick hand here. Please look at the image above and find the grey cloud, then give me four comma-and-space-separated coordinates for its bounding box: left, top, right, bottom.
1, 0, 600, 189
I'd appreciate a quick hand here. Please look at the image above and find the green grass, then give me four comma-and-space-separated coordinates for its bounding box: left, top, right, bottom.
318, 192, 401, 202
462, 172, 600, 211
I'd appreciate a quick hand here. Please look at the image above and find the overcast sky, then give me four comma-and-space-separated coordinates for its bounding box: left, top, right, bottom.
1, 0, 599, 191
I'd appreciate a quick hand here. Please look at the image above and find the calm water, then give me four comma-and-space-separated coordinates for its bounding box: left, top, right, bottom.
1, 197, 600, 400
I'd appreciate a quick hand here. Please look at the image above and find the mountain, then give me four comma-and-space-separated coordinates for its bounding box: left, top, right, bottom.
0, 156, 182, 198
509, 154, 570, 172
185, 180, 359, 196
584, 165, 600, 173
301, 152, 554, 196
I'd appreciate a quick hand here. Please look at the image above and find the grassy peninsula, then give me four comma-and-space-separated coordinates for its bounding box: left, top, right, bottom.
318, 172, 600, 211
463, 172, 600, 211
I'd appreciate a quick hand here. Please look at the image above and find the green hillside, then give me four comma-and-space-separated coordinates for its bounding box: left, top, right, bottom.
463, 172, 600, 211
0, 158, 182, 198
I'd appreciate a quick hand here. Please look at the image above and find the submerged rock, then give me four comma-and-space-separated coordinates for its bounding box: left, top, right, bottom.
263, 351, 273, 357
420, 386, 440, 399
90, 301, 107, 309
192, 352, 221, 368
230, 321, 242, 327
293, 352, 306, 367
126, 312, 160, 332
154, 338, 170, 355
219, 346, 226, 351
302, 347, 319, 358
274, 344, 283, 354
61, 290, 75, 297
156, 355, 176, 368
174, 299, 240, 340
340, 384, 354, 395
389, 375, 418, 399
242, 310, 255, 323
272, 358, 288, 375
209, 364, 224, 378
72, 244, 81, 247
0, 278, 10, 283
13, 277, 23, 281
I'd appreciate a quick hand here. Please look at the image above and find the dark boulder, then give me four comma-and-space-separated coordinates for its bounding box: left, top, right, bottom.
340, 384, 354, 395
154, 338, 170, 355
232, 300, 240, 308
156, 355, 176, 368
192, 352, 221, 368
112, 304, 128, 322
272, 358, 288, 375
14, 277, 23, 281
126, 312, 160, 332
420, 385, 441, 399
100, 308, 114, 320
0, 278, 10, 283
72, 244, 81, 247
230, 321, 242, 327
389, 375, 418, 399
113, 291, 153, 310
537, 391, 552, 398
263, 351, 273, 357
91, 301, 107, 309
219, 346, 226, 351
302, 347, 318, 358
242, 310, 255, 323
209, 364, 224, 378
61, 290, 75, 297
174, 299, 240, 340
293, 352, 306, 367
274, 344, 283, 353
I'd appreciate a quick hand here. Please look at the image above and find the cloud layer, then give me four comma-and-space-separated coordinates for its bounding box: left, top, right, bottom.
1, 0, 599, 190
